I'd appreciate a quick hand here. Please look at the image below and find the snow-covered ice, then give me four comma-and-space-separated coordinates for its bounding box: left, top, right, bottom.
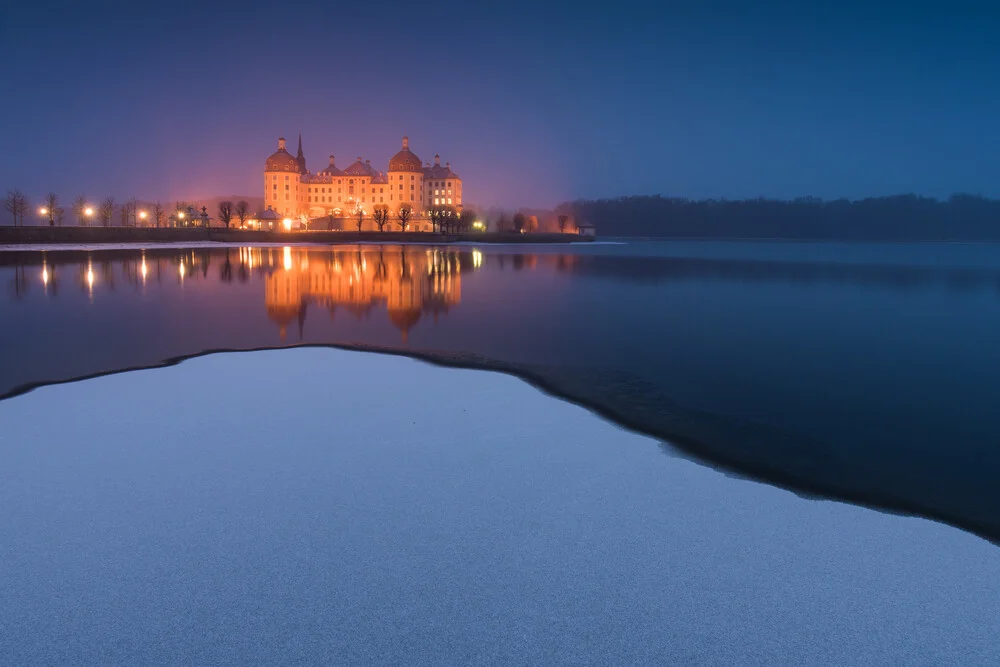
1, 348, 998, 665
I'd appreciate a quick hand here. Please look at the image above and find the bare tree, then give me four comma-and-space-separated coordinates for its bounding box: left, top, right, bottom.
397, 203, 412, 232
126, 197, 138, 227
558, 214, 569, 233
428, 205, 444, 233
235, 200, 250, 228
119, 201, 130, 227
373, 204, 389, 231
73, 195, 88, 226
218, 200, 234, 229
5, 189, 24, 227
99, 197, 115, 227
354, 203, 365, 232
41, 192, 63, 226
437, 205, 457, 233
459, 208, 476, 233
152, 201, 164, 228
496, 212, 507, 233
512, 212, 527, 233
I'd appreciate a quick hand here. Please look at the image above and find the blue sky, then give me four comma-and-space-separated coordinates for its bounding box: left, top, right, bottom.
1, 0, 998, 207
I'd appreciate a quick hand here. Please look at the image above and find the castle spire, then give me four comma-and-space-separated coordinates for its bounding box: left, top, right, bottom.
296, 133, 306, 173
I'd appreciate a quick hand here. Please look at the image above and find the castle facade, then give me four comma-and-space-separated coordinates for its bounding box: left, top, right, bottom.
264, 135, 463, 231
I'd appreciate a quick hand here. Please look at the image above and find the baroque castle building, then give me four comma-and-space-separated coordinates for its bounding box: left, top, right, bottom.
264, 135, 463, 231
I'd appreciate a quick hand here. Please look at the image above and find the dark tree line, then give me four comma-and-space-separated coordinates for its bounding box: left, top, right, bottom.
555, 194, 1000, 241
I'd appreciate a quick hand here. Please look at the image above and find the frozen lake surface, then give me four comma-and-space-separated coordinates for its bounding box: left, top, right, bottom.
1, 348, 998, 664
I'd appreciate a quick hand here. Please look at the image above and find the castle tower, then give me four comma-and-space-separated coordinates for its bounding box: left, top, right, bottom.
296, 133, 307, 174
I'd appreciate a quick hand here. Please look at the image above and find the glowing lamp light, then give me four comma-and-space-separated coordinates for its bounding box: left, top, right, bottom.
86, 268, 94, 287
283, 246, 292, 270
84, 207, 94, 216
39, 207, 48, 216
178, 212, 185, 219
139, 211, 148, 220
179, 262, 186, 278
283, 218, 293, 231
42, 267, 49, 284
141, 259, 148, 279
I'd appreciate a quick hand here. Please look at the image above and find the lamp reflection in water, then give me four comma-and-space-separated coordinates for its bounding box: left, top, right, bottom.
86, 259, 94, 297
141, 256, 148, 282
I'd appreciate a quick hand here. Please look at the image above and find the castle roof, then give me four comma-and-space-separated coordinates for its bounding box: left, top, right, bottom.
342, 157, 381, 177
422, 164, 461, 180
389, 136, 422, 172
319, 155, 342, 176
265, 148, 300, 173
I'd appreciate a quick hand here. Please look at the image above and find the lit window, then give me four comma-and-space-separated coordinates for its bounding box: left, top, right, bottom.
448, 198, 452, 204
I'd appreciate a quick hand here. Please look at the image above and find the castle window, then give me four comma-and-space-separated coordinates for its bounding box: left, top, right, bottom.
447, 182, 451, 187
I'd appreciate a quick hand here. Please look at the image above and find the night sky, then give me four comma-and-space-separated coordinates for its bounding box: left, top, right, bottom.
2, 1, 999, 208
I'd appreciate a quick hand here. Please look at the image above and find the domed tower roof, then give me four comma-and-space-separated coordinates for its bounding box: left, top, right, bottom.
388, 136, 422, 172
319, 155, 342, 176
388, 306, 422, 342
265, 137, 301, 173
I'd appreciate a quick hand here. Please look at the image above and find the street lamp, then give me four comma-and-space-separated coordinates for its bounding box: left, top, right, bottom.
282, 218, 293, 231
139, 210, 148, 226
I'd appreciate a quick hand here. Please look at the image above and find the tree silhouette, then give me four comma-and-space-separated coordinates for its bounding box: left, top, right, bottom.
99, 197, 115, 227
373, 204, 390, 231
355, 203, 365, 232
459, 208, 476, 233
126, 197, 138, 226
512, 212, 526, 233
152, 201, 164, 228
218, 200, 234, 229
4, 189, 26, 227
235, 200, 250, 228
42, 192, 62, 226
558, 214, 569, 233
397, 203, 412, 231
73, 196, 88, 226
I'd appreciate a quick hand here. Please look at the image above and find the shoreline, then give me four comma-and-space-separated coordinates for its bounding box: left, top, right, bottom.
0, 226, 591, 246
2, 342, 998, 548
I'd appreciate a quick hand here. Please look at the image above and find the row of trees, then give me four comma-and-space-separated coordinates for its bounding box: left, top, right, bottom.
554, 194, 1000, 240
3, 191, 259, 229
342, 203, 482, 233
216, 200, 251, 229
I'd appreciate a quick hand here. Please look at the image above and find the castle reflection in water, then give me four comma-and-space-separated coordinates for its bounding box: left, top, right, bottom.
254, 246, 476, 341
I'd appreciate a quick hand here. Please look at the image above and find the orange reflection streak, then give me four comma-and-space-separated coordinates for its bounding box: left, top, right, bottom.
264, 247, 465, 343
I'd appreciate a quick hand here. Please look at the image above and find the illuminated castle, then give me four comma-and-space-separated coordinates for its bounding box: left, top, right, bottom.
264, 135, 463, 231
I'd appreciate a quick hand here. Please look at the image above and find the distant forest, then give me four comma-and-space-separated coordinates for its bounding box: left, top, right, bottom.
552, 194, 1000, 240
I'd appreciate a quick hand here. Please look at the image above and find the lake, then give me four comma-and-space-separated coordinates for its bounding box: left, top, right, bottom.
3, 240, 1000, 541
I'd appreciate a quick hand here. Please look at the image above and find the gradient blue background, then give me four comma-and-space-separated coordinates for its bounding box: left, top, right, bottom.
2, 1, 998, 207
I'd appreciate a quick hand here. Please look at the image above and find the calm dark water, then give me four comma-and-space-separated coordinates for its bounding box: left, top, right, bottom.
3, 240, 1000, 540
